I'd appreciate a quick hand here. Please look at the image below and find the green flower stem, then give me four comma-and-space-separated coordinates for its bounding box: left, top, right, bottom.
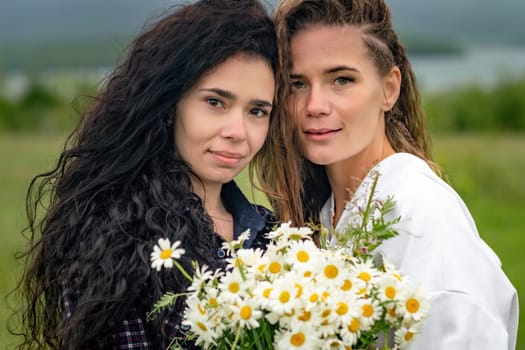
361, 171, 380, 231
231, 326, 242, 350
173, 259, 193, 282
382, 330, 390, 350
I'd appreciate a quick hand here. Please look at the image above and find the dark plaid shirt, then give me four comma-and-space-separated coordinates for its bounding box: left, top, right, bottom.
62, 181, 275, 349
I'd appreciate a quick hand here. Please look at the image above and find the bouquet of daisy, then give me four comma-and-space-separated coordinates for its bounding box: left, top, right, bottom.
150, 174, 428, 350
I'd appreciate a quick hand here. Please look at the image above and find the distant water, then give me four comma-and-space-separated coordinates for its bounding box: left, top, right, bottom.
410, 45, 525, 93
3, 46, 525, 99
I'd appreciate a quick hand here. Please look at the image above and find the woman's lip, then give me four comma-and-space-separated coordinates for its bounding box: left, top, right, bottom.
212, 150, 243, 159
210, 150, 244, 165
304, 128, 341, 140
305, 128, 339, 134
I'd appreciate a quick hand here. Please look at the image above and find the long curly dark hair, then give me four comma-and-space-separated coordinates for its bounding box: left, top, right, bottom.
12, 1, 276, 349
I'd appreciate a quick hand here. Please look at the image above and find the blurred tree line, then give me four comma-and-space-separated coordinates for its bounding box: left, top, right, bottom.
0, 77, 525, 133
424, 78, 525, 133
0, 79, 96, 132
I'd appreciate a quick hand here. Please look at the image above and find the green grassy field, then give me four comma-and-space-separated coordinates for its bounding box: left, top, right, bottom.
1, 132, 523, 349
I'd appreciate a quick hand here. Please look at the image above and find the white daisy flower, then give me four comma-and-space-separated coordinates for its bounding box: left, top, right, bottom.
328, 290, 360, 327
351, 258, 380, 295
397, 287, 429, 323
267, 276, 301, 315
187, 264, 214, 292
340, 316, 362, 346
252, 280, 274, 309
225, 247, 264, 272
266, 222, 313, 245
182, 313, 218, 348
359, 298, 382, 330
394, 324, 420, 348
321, 337, 346, 350
311, 253, 346, 288
150, 238, 185, 271
218, 269, 250, 305
183, 296, 219, 348
230, 299, 263, 329
258, 246, 287, 280
274, 323, 322, 350
336, 268, 365, 296
384, 305, 399, 324
376, 274, 403, 303
286, 240, 320, 272
382, 255, 409, 284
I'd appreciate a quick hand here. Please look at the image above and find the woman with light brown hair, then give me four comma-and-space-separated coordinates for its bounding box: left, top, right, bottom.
254, 0, 518, 348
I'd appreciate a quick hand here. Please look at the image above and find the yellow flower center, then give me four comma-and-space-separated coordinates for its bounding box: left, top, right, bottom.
388, 307, 396, 318
405, 331, 414, 341
279, 291, 290, 303
269, 262, 281, 274
385, 286, 396, 299
336, 302, 349, 316
321, 309, 331, 318
196, 322, 207, 331
324, 264, 339, 279
341, 279, 352, 291
240, 305, 252, 320
362, 304, 374, 317
160, 249, 172, 260
208, 298, 218, 307
257, 264, 266, 273
304, 271, 312, 278
297, 250, 309, 263
290, 332, 305, 346
263, 287, 272, 298
298, 310, 311, 321
348, 318, 360, 333
358, 271, 371, 282
295, 283, 303, 298
228, 282, 240, 293
197, 303, 206, 315
309, 293, 319, 303
406, 298, 420, 314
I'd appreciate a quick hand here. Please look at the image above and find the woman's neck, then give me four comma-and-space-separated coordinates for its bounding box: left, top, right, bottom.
191, 178, 234, 241
326, 139, 395, 226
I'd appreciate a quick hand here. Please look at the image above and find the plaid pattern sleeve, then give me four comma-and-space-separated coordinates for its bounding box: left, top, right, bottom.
109, 319, 153, 349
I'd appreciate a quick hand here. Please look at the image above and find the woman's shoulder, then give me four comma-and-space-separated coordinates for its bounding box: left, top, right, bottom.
375, 153, 458, 203
253, 204, 275, 222
372, 152, 479, 239
252, 204, 277, 234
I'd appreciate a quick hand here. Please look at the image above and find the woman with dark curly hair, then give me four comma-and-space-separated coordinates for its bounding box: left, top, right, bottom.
14, 0, 277, 349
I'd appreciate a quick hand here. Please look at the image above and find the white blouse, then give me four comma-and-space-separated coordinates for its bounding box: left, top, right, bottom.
320, 153, 518, 349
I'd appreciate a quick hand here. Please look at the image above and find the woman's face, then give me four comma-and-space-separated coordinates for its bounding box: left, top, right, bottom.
175, 54, 274, 187
288, 24, 399, 167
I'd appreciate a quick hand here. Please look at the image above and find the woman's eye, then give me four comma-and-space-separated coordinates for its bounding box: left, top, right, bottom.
291, 80, 305, 90
207, 98, 223, 108
334, 76, 353, 86
250, 108, 269, 118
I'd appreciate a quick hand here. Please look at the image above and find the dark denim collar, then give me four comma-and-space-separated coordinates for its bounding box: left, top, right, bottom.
221, 181, 266, 248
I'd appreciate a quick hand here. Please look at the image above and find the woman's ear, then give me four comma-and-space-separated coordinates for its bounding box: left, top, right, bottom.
382, 66, 401, 111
